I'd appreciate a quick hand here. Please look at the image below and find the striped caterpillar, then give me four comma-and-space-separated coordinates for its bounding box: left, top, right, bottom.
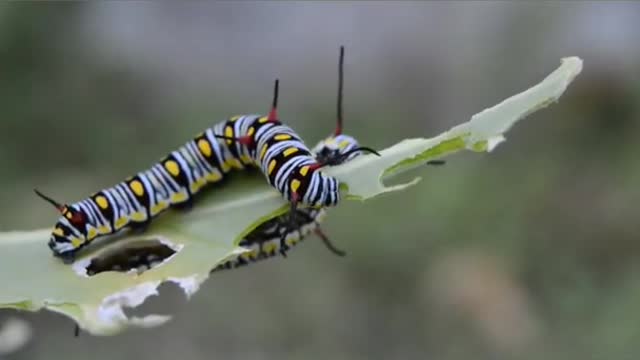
212, 47, 445, 271
36, 47, 380, 264
211, 47, 375, 270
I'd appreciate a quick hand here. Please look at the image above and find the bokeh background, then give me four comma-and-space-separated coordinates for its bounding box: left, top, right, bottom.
1, 2, 640, 360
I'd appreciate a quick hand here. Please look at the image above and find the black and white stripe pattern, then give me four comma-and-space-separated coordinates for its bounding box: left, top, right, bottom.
211, 133, 365, 271
44, 114, 346, 263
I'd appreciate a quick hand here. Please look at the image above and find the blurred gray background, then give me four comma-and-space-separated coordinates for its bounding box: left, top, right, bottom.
1, 2, 640, 360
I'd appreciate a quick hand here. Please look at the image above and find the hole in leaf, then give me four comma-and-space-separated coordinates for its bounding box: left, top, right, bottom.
84, 239, 177, 276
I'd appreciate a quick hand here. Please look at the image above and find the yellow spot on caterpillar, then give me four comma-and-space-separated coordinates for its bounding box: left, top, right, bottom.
274, 134, 291, 141
98, 225, 111, 234
299, 165, 309, 176
131, 212, 146, 222
249, 249, 259, 259
224, 126, 235, 145
53, 227, 64, 236
206, 171, 222, 182
290, 179, 301, 193
230, 158, 243, 169
87, 228, 97, 240
95, 195, 109, 209
164, 160, 180, 176
240, 253, 251, 262
65, 212, 73, 220
268, 159, 277, 175
286, 237, 297, 247
260, 144, 268, 160
171, 192, 188, 203
71, 238, 83, 248
190, 179, 205, 193
326, 137, 336, 145
221, 161, 231, 173
240, 154, 252, 164
130, 180, 145, 196
197, 139, 212, 157
150, 202, 168, 216
339, 140, 350, 149
230, 115, 241, 121
263, 242, 277, 254
258, 116, 269, 123
114, 217, 128, 230
283, 147, 298, 157
247, 127, 255, 137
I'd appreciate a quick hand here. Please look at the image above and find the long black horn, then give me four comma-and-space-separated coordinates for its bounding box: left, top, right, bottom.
34, 189, 64, 211
335, 46, 345, 135
340, 146, 381, 159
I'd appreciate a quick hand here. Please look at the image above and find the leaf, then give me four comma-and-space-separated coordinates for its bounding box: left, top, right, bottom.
329, 57, 583, 200
0, 57, 582, 335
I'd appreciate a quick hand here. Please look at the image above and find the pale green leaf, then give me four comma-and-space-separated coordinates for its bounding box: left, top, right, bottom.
0, 57, 582, 335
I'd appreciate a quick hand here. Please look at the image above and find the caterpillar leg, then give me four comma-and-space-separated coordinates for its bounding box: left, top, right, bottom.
279, 192, 300, 258
129, 219, 152, 233
56, 251, 75, 265
314, 228, 346, 257
172, 197, 195, 211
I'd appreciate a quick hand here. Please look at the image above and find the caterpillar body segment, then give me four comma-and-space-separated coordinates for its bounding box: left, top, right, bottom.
38, 115, 272, 263
211, 208, 329, 272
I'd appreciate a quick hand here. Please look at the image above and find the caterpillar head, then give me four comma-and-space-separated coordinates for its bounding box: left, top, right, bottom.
35, 190, 88, 263
312, 134, 361, 165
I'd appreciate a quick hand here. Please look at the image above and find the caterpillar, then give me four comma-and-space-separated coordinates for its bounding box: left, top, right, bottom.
36, 47, 380, 264
210, 132, 369, 272
34, 113, 272, 264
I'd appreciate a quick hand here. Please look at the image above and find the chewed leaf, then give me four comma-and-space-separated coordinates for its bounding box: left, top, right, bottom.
328, 57, 583, 200
0, 57, 582, 335
0, 175, 289, 335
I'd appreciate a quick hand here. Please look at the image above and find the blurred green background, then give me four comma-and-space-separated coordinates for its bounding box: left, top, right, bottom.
1, 2, 640, 360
